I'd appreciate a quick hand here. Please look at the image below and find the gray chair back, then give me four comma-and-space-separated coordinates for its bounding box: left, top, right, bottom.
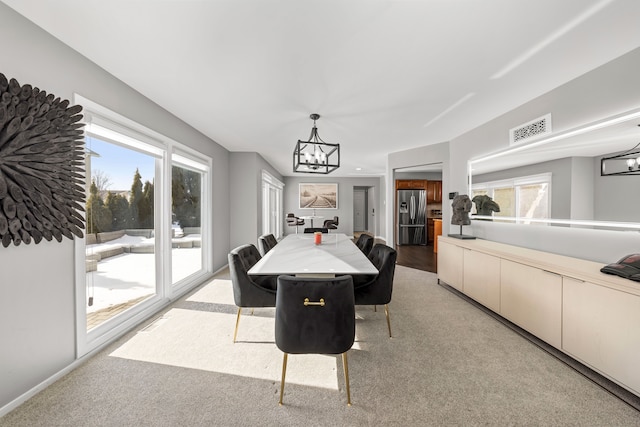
355, 244, 397, 305
323, 216, 339, 230
286, 213, 305, 233
275, 275, 355, 354
353, 243, 397, 337
258, 234, 278, 256
274, 274, 356, 405
228, 244, 276, 307
355, 233, 374, 256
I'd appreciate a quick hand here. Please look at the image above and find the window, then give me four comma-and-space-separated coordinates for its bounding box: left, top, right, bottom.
171, 153, 210, 287
84, 135, 159, 332
471, 173, 551, 224
75, 95, 212, 355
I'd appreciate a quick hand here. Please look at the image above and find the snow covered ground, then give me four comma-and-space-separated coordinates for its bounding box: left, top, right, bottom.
85, 234, 202, 313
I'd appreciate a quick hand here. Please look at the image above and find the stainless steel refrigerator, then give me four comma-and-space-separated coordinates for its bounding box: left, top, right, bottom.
397, 189, 426, 245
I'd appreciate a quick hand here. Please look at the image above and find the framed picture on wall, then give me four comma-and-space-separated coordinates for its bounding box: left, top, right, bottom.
299, 183, 338, 209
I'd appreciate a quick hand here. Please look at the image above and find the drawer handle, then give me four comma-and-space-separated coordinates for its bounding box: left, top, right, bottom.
304, 298, 325, 307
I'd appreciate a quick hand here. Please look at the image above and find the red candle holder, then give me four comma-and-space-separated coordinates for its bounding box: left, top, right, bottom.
314, 231, 322, 245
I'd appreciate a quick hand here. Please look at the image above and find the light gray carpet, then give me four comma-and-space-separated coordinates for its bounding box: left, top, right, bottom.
2, 265, 640, 426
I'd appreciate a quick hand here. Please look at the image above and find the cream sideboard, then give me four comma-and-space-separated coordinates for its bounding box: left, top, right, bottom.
437, 235, 640, 397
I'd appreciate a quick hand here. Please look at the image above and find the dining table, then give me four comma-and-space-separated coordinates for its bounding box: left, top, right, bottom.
298, 215, 324, 228
248, 233, 378, 278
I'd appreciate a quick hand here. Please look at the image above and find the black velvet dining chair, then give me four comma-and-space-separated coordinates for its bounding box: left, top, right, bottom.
303, 227, 328, 233
275, 275, 356, 406
355, 233, 374, 256
228, 244, 277, 343
258, 233, 278, 256
352, 243, 397, 337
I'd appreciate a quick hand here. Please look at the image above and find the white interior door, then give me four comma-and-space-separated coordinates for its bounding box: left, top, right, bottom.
367, 186, 375, 236
354, 189, 366, 231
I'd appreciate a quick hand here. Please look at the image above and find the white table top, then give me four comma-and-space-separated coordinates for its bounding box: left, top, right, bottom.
298, 215, 324, 228
248, 233, 378, 276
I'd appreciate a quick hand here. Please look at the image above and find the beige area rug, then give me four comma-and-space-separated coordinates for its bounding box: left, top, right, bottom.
3, 266, 640, 426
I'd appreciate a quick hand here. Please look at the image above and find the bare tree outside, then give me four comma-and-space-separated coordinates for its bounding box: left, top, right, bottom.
92, 169, 112, 193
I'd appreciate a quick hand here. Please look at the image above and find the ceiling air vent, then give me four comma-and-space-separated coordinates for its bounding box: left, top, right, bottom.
509, 114, 552, 146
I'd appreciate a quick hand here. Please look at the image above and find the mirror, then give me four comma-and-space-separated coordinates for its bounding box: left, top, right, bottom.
468, 107, 640, 230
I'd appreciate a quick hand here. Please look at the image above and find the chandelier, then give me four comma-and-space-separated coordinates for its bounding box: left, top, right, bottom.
601, 140, 640, 176
293, 113, 340, 174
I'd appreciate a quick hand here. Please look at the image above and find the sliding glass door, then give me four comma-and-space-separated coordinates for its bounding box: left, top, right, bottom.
75, 95, 212, 356
84, 135, 160, 332
171, 155, 210, 287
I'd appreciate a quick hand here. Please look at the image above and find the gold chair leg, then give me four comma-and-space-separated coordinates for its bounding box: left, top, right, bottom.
279, 353, 288, 405
342, 352, 352, 406
233, 307, 242, 343
384, 304, 392, 338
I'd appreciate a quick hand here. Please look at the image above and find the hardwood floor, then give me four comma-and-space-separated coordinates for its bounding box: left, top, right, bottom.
353, 231, 437, 274
395, 243, 437, 273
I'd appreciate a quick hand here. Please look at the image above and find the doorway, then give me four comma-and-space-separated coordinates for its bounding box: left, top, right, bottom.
353, 186, 375, 235
393, 163, 443, 273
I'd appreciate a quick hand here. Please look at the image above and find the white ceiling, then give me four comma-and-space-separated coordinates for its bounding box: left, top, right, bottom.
4, 0, 640, 177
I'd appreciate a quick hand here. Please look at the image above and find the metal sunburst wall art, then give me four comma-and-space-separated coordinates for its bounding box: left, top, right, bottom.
0, 72, 86, 247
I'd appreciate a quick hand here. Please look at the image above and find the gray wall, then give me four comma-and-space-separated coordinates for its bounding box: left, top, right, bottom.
570, 157, 595, 221
448, 47, 640, 263
594, 155, 640, 223
283, 176, 383, 238
0, 4, 230, 411
229, 152, 283, 249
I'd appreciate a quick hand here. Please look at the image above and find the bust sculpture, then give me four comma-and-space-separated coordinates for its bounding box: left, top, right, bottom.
451, 194, 472, 225
472, 195, 500, 216
448, 194, 476, 239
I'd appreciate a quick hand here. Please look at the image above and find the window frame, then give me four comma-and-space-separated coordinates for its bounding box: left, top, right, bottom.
171, 149, 212, 292
471, 173, 552, 223
74, 95, 212, 356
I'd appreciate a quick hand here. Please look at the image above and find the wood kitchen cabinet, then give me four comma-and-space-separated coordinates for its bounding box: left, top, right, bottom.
426, 180, 442, 203
396, 179, 426, 190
